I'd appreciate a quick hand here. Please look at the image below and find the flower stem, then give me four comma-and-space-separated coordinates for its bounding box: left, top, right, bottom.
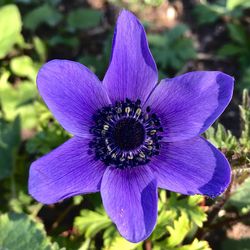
144, 239, 152, 250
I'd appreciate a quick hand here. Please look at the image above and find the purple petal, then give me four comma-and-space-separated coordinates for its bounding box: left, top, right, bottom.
150, 137, 231, 197
145, 71, 234, 141
103, 10, 158, 104
101, 165, 158, 243
29, 137, 106, 204
37, 59, 111, 137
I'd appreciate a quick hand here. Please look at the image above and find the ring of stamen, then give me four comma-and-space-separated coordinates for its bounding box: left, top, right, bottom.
89, 98, 163, 169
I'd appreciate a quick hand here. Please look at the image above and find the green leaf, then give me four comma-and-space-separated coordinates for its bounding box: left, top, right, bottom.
226, 0, 250, 10
33, 36, 47, 62
104, 235, 141, 250
148, 34, 166, 47
0, 213, 60, 250
67, 8, 102, 31
0, 4, 22, 59
193, 4, 224, 25
25, 108, 69, 156
239, 89, 250, 149
176, 238, 211, 250
0, 116, 20, 180
102, 226, 143, 250
218, 44, 244, 57
227, 177, 250, 211
24, 4, 62, 31
227, 23, 247, 45
152, 209, 176, 240
167, 24, 188, 41
8, 191, 33, 213
10, 55, 38, 81
240, 68, 250, 90
144, 0, 164, 6
48, 35, 79, 48
0, 80, 38, 129
148, 25, 196, 71
168, 194, 207, 228
74, 208, 112, 238
205, 123, 238, 150
78, 238, 92, 250
73, 195, 84, 205
166, 212, 190, 247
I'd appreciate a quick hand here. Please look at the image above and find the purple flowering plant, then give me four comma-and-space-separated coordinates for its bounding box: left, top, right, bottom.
29, 10, 234, 243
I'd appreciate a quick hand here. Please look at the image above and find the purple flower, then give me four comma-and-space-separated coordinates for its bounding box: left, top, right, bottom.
29, 10, 234, 243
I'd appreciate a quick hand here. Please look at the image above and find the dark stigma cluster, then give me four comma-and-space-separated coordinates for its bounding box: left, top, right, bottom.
89, 98, 163, 169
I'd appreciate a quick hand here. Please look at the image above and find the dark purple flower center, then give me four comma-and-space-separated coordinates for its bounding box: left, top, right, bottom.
113, 118, 145, 150
89, 98, 163, 169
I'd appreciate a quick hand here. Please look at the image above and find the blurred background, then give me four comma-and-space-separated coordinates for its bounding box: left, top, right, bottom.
0, 0, 250, 249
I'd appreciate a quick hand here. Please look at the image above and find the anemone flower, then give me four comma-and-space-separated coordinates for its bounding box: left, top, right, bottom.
29, 10, 234, 243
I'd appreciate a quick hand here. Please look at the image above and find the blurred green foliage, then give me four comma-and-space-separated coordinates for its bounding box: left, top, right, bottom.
0, 213, 61, 250
148, 24, 196, 77
0, 1, 250, 250
194, 0, 250, 90
66, 8, 102, 31
0, 4, 21, 59
0, 116, 20, 180
24, 3, 62, 31
194, 0, 250, 25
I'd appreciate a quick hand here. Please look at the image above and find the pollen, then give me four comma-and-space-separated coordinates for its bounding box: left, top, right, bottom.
125, 107, 131, 114
135, 108, 142, 116
103, 125, 109, 130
